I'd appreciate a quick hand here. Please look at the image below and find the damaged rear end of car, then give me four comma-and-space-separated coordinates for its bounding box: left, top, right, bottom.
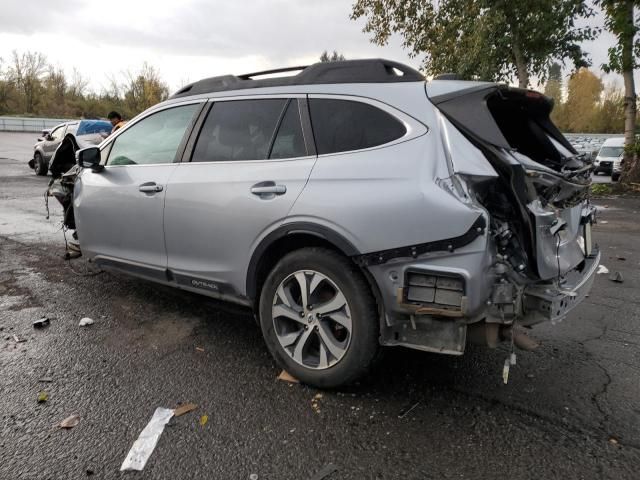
375, 82, 600, 355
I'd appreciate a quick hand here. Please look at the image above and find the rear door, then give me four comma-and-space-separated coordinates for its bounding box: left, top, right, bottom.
75, 102, 203, 280
163, 96, 316, 296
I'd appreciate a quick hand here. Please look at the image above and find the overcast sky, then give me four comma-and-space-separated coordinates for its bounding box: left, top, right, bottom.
0, 0, 626, 94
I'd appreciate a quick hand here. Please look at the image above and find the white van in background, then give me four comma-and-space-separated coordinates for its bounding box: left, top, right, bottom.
594, 137, 624, 180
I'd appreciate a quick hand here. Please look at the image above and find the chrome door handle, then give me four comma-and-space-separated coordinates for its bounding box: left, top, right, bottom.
139, 183, 163, 193
250, 183, 286, 196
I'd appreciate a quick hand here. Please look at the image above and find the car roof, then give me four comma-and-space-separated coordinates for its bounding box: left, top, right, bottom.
601, 137, 625, 147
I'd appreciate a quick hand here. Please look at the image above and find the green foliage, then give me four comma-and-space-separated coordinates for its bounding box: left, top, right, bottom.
598, 0, 640, 73
591, 183, 613, 195
350, 0, 598, 87
0, 50, 169, 120
320, 50, 346, 62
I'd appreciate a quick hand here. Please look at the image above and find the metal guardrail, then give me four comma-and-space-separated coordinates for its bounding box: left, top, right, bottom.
0, 116, 70, 133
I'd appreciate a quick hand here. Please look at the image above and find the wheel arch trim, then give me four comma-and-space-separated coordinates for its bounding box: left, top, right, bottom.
245, 222, 360, 300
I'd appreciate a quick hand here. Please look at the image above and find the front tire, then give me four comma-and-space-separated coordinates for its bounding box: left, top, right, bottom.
34, 152, 47, 176
612, 172, 621, 182
259, 247, 379, 388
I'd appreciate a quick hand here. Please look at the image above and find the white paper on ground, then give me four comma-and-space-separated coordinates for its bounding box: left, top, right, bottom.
120, 407, 174, 471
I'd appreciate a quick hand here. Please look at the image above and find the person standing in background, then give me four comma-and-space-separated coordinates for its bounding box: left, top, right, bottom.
107, 111, 126, 133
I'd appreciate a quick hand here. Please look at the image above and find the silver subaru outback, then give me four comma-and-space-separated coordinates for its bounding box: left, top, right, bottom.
70, 59, 599, 388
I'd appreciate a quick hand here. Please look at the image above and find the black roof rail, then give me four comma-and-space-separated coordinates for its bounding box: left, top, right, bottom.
237, 65, 308, 80
170, 58, 424, 98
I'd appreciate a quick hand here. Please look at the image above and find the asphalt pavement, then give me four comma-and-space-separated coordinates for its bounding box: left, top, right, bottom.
0, 131, 638, 479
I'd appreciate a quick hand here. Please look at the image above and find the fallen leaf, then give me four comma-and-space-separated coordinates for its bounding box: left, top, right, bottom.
313, 393, 323, 400
78, 317, 94, 327
609, 436, 619, 445
37, 391, 49, 403
60, 414, 80, 429
199, 414, 208, 426
277, 370, 299, 383
195, 346, 205, 352
174, 403, 198, 417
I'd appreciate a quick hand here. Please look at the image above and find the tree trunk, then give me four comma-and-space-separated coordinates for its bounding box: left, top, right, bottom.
621, 1, 639, 183
511, 41, 529, 89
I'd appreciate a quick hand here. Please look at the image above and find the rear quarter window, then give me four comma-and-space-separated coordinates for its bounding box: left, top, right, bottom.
309, 99, 406, 155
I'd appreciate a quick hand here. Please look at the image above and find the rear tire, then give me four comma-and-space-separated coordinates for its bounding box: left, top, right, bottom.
34, 152, 47, 176
259, 247, 379, 388
611, 172, 620, 182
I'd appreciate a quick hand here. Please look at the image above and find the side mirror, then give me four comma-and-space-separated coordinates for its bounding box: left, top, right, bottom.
77, 146, 103, 172
46, 134, 54, 141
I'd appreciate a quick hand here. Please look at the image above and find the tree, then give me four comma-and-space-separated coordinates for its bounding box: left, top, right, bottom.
320, 50, 346, 62
7, 50, 48, 113
597, 0, 640, 182
563, 68, 603, 133
595, 83, 626, 133
544, 62, 565, 125
122, 63, 169, 116
351, 0, 598, 87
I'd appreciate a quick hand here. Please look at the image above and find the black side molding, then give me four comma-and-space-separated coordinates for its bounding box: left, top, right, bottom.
353, 216, 487, 267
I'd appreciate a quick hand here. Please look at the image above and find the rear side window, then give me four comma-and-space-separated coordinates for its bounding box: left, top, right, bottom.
309, 99, 406, 155
192, 99, 286, 162
270, 100, 307, 159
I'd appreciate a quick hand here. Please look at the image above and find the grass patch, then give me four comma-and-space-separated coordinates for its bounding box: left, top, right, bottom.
591, 184, 613, 196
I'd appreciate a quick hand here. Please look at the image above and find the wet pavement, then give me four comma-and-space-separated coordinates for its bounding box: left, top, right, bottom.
1, 131, 639, 479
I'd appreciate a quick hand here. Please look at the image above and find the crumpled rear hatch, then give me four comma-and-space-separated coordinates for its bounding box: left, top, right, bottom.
429, 84, 594, 281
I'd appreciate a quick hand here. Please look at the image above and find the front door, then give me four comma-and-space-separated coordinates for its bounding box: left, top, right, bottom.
43, 124, 66, 161
74, 102, 202, 280
163, 97, 316, 295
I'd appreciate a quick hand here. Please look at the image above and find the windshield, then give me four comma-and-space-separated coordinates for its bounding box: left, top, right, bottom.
599, 146, 623, 158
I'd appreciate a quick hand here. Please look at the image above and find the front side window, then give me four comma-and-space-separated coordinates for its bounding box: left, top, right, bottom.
192, 99, 287, 162
107, 104, 200, 166
309, 99, 406, 155
50, 126, 65, 141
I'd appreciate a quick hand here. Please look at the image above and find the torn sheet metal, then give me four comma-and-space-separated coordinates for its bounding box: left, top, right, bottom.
121, 407, 174, 471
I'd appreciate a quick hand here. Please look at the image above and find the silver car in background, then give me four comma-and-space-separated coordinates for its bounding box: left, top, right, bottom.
30, 120, 111, 176
70, 59, 600, 388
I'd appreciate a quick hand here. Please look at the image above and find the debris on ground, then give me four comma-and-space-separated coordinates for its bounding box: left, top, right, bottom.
173, 403, 197, 417
37, 391, 49, 403
599, 220, 608, 224
78, 317, 94, 327
277, 370, 299, 384
195, 346, 205, 352
311, 393, 323, 414
13, 334, 26, 343
609, 436, 620, 446
249, 474, 259, 480
616, 256, 626, 261
596, 265, 609, 275
59, 414, 80, 429
308, 463, 339, 480
398, 401, 420, 419
33, 317, 50, 329
609, 271, 624, 283
39, 377, 54, 383
199, 414, 209, 427
120, 407, 174, 471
